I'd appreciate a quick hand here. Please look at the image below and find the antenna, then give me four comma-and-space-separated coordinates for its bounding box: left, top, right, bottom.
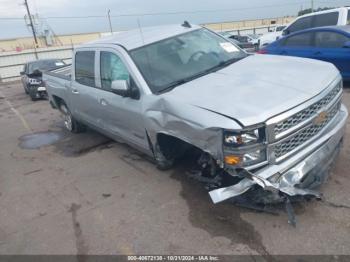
137, 18, 145, 45
182, 21, 191, 28
107, 9, 113, 33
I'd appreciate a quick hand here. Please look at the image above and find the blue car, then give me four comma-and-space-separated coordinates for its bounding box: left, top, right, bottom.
260, 26, 350, 80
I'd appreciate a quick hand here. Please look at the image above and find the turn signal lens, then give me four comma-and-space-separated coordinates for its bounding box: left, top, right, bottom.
224, 155, 241, 165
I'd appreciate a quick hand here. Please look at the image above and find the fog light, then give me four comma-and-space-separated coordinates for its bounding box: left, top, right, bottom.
224, 155, 241, 165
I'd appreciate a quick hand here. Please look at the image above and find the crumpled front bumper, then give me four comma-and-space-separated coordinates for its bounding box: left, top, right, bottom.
209, 104, 348, 204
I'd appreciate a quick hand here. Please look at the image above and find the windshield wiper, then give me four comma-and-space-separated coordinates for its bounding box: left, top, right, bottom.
157, 77, 194, 94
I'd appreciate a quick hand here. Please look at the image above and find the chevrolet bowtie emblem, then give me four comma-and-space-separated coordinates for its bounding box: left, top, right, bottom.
314, 111, 328, 126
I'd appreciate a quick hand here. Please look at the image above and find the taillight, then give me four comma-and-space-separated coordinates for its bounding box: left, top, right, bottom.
257, 49, 268, 54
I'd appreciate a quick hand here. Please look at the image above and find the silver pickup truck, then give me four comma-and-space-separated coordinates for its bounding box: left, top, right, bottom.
43, 24, 348, 204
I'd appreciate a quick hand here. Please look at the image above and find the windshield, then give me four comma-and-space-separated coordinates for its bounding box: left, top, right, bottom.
276, 26, 286, 32
130, 28, 246, 93
28, 59, 66, 74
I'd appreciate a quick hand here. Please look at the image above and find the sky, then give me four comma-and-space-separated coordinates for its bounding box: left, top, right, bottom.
1, 0, 350, 39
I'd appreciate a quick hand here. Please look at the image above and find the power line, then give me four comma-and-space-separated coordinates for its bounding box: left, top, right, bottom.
0, 0, 348, 20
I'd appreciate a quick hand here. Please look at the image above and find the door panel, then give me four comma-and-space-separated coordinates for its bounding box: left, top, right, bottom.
279, 32, 315, 59
70, 50, 101, 127
98, 50, 147, 149
313, 31, 350, 78
98, 90, 146, 149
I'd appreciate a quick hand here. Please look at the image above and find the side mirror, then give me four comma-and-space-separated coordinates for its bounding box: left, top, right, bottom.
282, 30, 289, 36
20, 71, 25, 75
111, 80, 130, 97
343, 41, 350, 48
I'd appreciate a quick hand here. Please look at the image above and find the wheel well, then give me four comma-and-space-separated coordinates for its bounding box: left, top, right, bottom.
52, 95, 65, 110
156, 133, 195, 160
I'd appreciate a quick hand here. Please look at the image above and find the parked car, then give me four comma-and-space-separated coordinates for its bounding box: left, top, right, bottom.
259, 25, 286, 47
228, 37, 256, 52
259, 26, 350, 80
44, 24, 347, 205
21, 59, 66, 100
218, 32, 258, 51
246, 34, 260, 46
282, 7, 350, 36
259, 6, 350, 47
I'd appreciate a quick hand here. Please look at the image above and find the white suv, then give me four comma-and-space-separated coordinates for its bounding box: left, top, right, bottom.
259, 7, 350, 47
283, 6, 350, 35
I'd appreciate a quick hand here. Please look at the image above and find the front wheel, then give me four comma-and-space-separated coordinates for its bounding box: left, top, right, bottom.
24, 84, 29, 94
60, 103, 86, 133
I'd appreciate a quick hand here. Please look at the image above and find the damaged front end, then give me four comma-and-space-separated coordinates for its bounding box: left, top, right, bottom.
209, 103, 348, 205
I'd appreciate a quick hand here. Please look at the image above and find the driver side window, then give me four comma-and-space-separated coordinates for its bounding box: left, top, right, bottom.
100, 51, 130, 91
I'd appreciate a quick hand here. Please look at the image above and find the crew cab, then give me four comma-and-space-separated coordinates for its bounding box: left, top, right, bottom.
43, 24, 348, 204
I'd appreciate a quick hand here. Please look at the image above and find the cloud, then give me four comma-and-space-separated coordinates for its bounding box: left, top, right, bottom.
0, 0, 26, 17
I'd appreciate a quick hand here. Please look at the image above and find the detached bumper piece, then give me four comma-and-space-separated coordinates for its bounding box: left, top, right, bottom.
209, 105, 348, 224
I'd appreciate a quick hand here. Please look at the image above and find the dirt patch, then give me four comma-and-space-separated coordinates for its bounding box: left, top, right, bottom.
68, 203, 89, 258
53, 130, 113, 157
170, 164, 270, 256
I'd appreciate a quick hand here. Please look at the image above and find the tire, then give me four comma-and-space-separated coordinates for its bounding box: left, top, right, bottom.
29, 91, 37, 101
60, 103, 86, 133
24, 85, 29, 94
154, 143, 175, 170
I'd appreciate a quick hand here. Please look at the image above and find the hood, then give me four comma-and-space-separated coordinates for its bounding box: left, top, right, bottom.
162, 54, 340, 127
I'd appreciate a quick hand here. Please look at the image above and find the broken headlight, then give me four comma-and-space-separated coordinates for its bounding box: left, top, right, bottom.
224, 128, 265, 147
223, 127, 267, 167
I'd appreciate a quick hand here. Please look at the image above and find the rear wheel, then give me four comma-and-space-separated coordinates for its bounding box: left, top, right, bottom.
60, 103, 86, 133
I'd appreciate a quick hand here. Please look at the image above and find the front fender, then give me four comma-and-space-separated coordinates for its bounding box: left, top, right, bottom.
143, 96, 242, 162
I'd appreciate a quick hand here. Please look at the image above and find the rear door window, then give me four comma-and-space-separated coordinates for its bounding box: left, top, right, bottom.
283, 32, 313, 47
287, 16, 313, 34
315, 31, 349, 48
75, 51, 96, 87
348, 9, 350, 24
313, 12, 339, 27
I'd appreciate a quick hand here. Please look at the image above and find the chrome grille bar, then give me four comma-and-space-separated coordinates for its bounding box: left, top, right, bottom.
274, 82, 342, 136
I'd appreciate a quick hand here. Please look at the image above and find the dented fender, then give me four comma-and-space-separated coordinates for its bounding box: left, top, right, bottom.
143, 96, 242, 162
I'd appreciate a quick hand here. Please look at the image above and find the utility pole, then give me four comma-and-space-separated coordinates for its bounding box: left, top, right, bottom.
311, 0, 314, 12
24, 0, 39, 57
107, 9, 113, 34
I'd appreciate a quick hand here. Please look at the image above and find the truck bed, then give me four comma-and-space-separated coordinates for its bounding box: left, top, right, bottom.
44, 65, 71, 81
43, 65, 72, 108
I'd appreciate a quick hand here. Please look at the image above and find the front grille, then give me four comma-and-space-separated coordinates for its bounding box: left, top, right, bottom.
274, 83, 342, 136
274, 101, 341, 159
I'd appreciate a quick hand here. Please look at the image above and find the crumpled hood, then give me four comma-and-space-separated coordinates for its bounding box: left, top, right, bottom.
162, 54, 340, 127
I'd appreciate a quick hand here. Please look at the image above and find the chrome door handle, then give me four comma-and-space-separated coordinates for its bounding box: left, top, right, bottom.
72, 89, 79, 94
100, 99, 108, 106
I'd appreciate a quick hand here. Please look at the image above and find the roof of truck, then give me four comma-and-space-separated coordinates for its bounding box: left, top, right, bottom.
87, 24, 201, 50
289, 25, 350, 34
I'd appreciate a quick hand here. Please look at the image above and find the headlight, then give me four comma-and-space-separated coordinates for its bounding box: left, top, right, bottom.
28, 78, 41, 85
224, 128, 264, 147
223, 127, 267, 167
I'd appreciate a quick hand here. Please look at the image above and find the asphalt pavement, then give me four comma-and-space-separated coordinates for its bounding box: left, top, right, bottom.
0, 81, 350, 256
